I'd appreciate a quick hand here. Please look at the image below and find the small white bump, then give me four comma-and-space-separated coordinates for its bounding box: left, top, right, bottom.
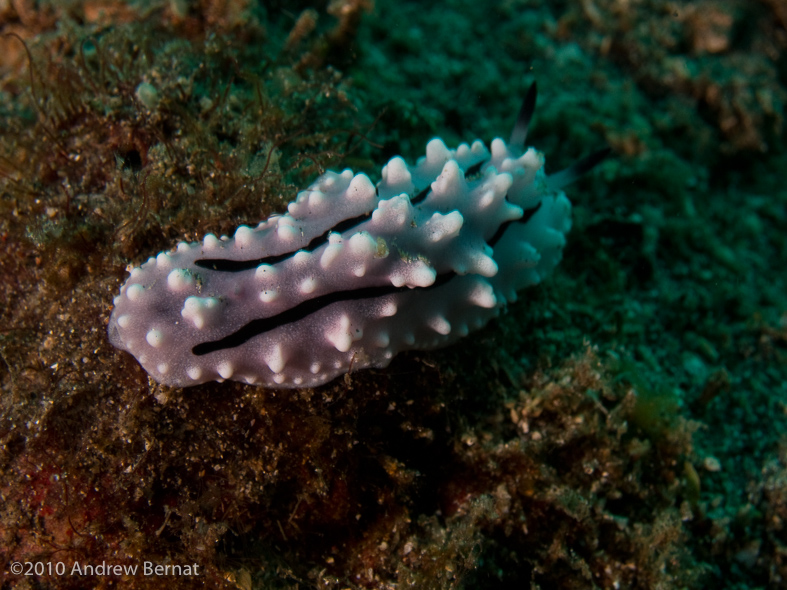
478, 189, 495, 209
425, 138, 450, 164
375, 332, 390, 347
431, 160, 464, 199
264, 344, 286, 374
512, 242, 540, 268
493, 170, 515, 195
372, 194, 410, 226
300, 277, 317, 294
290, 189, 305, 206
181, 296, 220, 329
203, 233, 221, 250
177, 242, 190, 253
379, 301, 397, 317
293, 251, 311, 264
381, 156, 412, 188
309, 190, 325, 207
117, 315, 131, 328
217, 361, 234, 379
407, 263, 436, 287
540, 227, 566, 250
255, 264, 278, 280
490, 138, 509, 160
428, 315, 451, 335
467, 281, 497, 308
259, 289, 278, 303
521, 146, 544, 169
328, 334, 352, 353
346, 173, 376, 203
126, 284, 144, 301
325, 314, 358, 352
167, 269, 194, 292
321, 174, 336, 190
277, 223, 298, 242
320, 243, 343, 269
130, 267, 145, 280
234, 225, 254, 248
146, 329, 164, 348
273, 373, 286, 384
348, 232, 376, 255
310, 362, 321, 374
156, 252, 173, 268
187, 366, 203, 380
157, 363, 169, 375
426, 211, 463, 242
469, 253, 498, 277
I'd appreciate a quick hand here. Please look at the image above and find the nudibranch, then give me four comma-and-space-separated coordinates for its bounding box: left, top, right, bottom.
108, 83, 608, 388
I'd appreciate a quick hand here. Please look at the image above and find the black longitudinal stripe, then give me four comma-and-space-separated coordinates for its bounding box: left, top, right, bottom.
410, 184, 430, 205
196, 180, 438, 273
192, 272, 457, 355
195, 157, 494, 273
194, 211, 374, 272
463, 159, 486, 179
487, 201, 541, 248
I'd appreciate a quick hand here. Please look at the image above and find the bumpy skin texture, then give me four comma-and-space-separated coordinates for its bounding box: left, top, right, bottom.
108, 136, 571, 388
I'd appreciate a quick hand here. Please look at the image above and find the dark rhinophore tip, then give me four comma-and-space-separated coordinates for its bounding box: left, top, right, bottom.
509, 82, 538, 151
548, 147, 612, 189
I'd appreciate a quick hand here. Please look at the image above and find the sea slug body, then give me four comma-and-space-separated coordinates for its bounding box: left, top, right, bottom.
108, 84, 606, 388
